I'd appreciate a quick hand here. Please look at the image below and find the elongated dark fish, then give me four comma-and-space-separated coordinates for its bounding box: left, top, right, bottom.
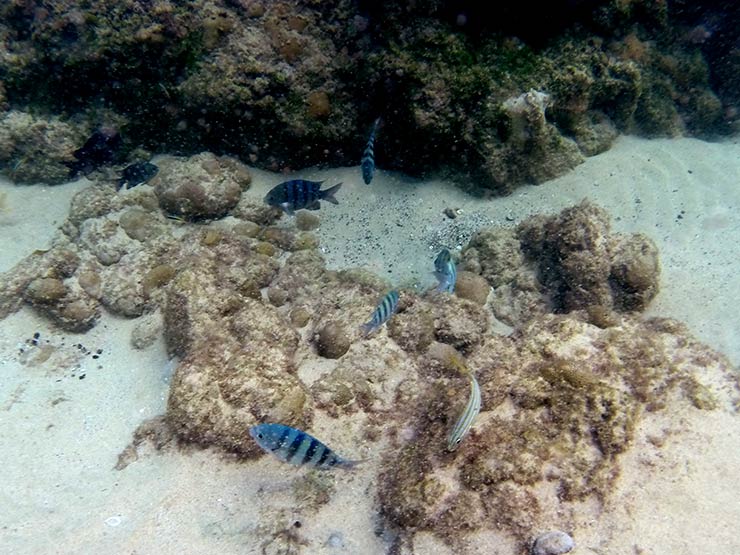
360, 289, 399, 337
361, 118, 381, 184
249, 423, 359, 469
117, 162, 158, 191
434, 248, 457, 293
265, 179, 342, 215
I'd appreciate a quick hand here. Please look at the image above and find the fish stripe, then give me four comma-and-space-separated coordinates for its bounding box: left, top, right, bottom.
289, 434, 313, 465
275, 427, 292, 452
277, 427, 302, 460
316, 445, 332, 467
302, 437, 321, 465
308, 442, 327, 466
286, 430, 307, 459
447, 372, 482, 451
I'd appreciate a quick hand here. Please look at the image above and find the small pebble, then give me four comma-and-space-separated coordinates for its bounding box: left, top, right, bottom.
326, 531, 344, 548
105, 516, 122, 527
531, 531, 574, 555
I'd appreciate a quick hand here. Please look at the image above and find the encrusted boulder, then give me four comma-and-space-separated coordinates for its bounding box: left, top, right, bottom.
152, 153, 251, 220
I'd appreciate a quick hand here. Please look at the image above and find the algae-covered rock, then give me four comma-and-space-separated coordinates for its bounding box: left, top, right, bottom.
24, 277, 100, 332
609, 232, 660, 311
119, 208, 164, 242
167, 339, 311, 457
295, 211, 320, 231
162, 235, 309, 456
463, 201, 661, 326
376, 313, 738, 549
0, 111, 87, 185
152, 153, 249, 220
0, 1, 733, 195
289, 306, 311, 328
25, 277, 67, 304
453, 271, 490, 305
388, 301, 435, 354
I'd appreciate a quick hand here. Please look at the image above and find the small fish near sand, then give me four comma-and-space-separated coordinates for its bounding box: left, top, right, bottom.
265, 179, 342, 215
434, 248, 457, 294
360, 289, 400, 337
249, 423, 360, 469
116, 162, 159, 191
446, 352, 482, 451
361, 118, 381, 184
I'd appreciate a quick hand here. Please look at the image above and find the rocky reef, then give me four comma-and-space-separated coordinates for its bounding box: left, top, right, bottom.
0, 1, 736, 190
1, 163, 737, 552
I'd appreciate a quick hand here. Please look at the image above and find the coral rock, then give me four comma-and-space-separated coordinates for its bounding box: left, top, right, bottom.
152, 153, 248, 220
453, 271, 490, 305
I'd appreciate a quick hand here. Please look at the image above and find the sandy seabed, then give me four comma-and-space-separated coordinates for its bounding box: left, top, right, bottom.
0, 135, 739, 554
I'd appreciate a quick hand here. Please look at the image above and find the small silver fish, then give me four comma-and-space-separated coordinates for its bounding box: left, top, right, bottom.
446, 356, 481, 451
434, 248, 457, 293
249, 423, 359, 469
360, 289, 399, 337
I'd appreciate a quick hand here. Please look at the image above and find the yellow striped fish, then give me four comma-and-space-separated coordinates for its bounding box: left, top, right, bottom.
446, 354, 482, 451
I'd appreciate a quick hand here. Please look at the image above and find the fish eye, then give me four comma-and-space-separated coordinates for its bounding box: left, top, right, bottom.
257, 433, 263, 439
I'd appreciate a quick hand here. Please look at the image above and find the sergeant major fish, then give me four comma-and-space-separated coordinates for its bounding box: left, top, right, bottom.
265, 179, 342, 215
446, 352, 481, 451
434, 248, 457, 293
249, 423, 360, 469
361, 118, 381, 184
360, 289, 399, 337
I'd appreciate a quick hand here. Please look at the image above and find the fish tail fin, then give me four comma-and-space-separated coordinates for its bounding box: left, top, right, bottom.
338, 458, 365, 470
321, 182, 342, 205
359, 322, 375, 338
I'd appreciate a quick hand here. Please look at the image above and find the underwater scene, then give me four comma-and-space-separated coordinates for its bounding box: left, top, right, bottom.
0, 2, 739, 554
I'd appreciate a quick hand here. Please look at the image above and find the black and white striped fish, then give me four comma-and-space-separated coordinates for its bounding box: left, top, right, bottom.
249, 423, 359, 469
361, 118, 381, 184
360, 289, 399, 336
265, 179, 342, 215
434, 248, 457, 293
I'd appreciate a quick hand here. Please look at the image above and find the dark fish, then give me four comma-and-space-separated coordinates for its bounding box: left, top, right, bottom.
360, 289, 399, 337
434, 248, 457, 293
66, 128, 123, 178
265, 179, 342, 215
249, 423, 360, 469
361, 118, 381, 185
116, 162, 159, 191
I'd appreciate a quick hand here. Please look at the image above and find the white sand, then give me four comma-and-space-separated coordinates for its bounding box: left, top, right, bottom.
1, 135, 739, 554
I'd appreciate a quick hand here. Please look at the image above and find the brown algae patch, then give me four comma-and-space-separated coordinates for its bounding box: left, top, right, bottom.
375, 312, 738, 549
